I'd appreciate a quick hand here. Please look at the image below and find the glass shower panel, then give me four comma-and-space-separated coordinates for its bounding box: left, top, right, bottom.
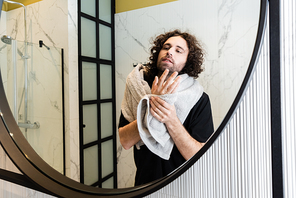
100, 102, 113, 139
81, 0, 96, 17
0, 40, 15, 114
82, 62, 97, 101
81, 17, 96, 58
99, 24, 112, 60
102, 177, 114, 189
84, 145, 99, 185
99, 0, 111, 23
0, 39, 64, 174
83, 104, 98, 144
100, 64, 112, 99
101, 140, 113, 178
0, 42, 8, 92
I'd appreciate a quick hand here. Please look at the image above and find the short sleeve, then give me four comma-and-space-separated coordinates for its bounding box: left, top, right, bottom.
183, 92, 214, 143
118, 112, 130, 128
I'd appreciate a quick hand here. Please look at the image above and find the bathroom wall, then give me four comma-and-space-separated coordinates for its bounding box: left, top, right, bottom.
115, 0, 260, 188
0, 0, 80, 181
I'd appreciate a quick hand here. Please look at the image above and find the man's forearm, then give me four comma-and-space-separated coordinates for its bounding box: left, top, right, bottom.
149, 96, 204, 160
166, 119, 204, 160
118, 120, 141, 150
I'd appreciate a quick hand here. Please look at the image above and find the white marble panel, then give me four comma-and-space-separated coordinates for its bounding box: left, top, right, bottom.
115, 0, 260, 188
65, 0, 80, 181
116, 134, 136, 188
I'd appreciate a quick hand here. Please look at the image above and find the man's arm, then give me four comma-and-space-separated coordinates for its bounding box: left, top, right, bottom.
118, 120, 141, 150
164, 114, 204, 160
150, 96, 204, 160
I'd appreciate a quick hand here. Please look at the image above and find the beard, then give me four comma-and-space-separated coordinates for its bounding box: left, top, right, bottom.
156, 62, 175, 78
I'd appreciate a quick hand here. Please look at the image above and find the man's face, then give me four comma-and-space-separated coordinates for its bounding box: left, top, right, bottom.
156, 36, 189, 76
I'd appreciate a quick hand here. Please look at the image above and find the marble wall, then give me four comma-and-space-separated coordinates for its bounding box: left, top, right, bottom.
115, 0, 260, 188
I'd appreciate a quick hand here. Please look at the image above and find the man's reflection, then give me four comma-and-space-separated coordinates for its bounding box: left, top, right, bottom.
118, 29, 214, 186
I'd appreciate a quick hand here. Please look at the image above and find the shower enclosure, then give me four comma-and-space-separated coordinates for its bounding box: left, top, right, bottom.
0, 1, 65, 174
0, 37, 65, 174
1, 35, 39, 130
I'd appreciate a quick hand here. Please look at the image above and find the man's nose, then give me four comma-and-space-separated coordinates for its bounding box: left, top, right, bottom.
167, 49, 173, 56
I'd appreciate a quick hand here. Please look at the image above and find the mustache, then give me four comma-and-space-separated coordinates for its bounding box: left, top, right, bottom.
161, 56, 174, 63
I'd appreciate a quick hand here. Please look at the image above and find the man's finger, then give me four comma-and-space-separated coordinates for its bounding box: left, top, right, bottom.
163, 71, 178, 89
167, 76, 181, 94
158, 69, 169, 86
151, 96, 169, 110
151, 76, 159, 93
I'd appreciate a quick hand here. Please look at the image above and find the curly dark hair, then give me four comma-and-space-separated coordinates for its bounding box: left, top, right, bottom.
146, 29, 204, 80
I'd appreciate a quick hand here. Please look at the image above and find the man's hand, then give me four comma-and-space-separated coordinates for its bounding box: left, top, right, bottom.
149, 96, 179, 124
150, 69, 180, 124
151, 69, 181, 95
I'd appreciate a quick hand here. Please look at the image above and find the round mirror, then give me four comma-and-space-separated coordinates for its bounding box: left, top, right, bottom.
0, 0, 267, 197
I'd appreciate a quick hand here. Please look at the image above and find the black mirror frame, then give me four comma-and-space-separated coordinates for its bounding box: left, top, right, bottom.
0, 0, 267, 197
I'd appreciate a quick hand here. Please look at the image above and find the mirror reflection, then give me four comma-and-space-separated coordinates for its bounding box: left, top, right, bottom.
115, 0, 260, 188
0, 0, 260, 190
118, 30, 215, 186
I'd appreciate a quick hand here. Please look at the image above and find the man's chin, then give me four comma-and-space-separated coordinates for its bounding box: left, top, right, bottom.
157, 64, 171, 71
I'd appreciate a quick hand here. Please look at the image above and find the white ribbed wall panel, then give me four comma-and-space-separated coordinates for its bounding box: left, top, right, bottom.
147, 9, 272, 198
281, 0, 296, 197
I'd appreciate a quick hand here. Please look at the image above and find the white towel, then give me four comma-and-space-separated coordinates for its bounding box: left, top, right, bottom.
121, 64, 204, 160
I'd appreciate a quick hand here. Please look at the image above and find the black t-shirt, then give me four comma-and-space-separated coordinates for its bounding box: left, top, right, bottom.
118, 92, 214, 186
